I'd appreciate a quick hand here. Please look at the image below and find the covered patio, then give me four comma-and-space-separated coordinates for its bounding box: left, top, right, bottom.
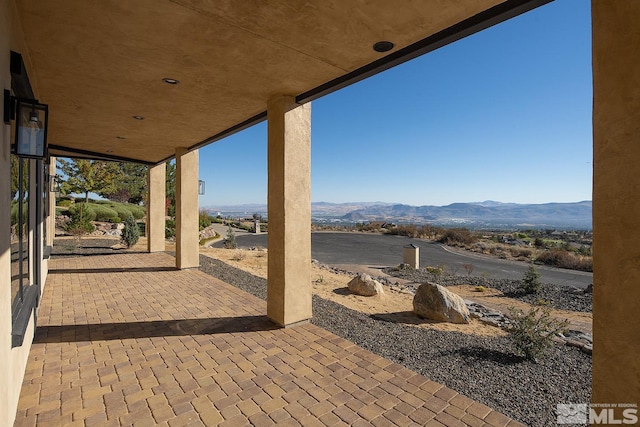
2, 0, 640, 424
13, 251, 521, 426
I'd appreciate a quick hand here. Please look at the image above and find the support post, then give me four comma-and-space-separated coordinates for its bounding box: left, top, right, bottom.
267, 96, 312, 327
592, 0, 640, 407
147, 162, 166, 253
175, 148, 199, 269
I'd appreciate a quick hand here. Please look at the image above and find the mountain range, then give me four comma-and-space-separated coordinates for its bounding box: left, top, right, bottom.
205, 200, 592, 229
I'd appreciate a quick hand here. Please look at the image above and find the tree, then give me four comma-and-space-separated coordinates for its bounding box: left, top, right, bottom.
165, 160, 176, 217
57, 158, 112, 202
97, 162, 148, 204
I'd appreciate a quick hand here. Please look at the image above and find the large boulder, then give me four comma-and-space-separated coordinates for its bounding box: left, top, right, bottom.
413, 282, 470, 324
347, 274, 384, 296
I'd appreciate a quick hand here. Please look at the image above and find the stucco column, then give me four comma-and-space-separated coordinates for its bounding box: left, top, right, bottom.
147, 163, 166, 253
175, 148, 199, 269
592, 1, 640, 407
267, 96, 312, 327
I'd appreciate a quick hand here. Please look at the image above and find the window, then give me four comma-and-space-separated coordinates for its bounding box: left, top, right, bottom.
10, 154, 38, 347
10, 154, 29, 311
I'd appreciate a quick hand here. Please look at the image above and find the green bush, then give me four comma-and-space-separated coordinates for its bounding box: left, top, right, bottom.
507, 305, 569, 361
91, 204, 119, 222
10, 201, 25, 226
165, 219, 176, 239
102, 202, 145, 221
110, 216, 122, 224
111, 204, 132, 221
127, 204, 145, 220
199, 210, 212, 230
68, 203, 97, 221
121, 216, 140, 248
65, 207, 95, 234
57, 199, 73, 207
521, 264, 541, 294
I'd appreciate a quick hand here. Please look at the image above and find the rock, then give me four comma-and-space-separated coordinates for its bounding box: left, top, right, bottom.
584, 283, 593, 294
347, 274, 384, 296
413, 282, 470, 324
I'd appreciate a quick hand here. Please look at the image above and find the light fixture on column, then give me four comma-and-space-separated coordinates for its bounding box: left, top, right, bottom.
49, 175, 60, 194
198, 180, 205, 195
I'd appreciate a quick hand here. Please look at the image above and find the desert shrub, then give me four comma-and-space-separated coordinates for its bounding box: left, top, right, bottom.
230, 250, 245, 261
535, 249, 592, 272
438, 228, 478, 246
463, 263, 474, 276
91, 204, 119, 222
507, 305, 569, 361
510, 247, 533, 258
68, 203, 97, 221
224, 225, 237, 249
165, 219, 176, 239
121, 216, 140, 248
426, 266, 444, 276
521, 264, 541, 294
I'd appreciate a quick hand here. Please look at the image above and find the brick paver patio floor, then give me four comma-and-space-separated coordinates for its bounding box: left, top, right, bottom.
14, 252, 523, 426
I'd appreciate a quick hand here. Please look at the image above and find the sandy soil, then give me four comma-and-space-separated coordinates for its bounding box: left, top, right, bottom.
200, 247, 509, 337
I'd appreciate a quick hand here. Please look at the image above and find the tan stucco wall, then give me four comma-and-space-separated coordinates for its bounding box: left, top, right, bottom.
147, 162, 166, 253
175, 148, 199, 269
592, 0, 640, 406
0, 1, 39, 425
267, 96, 312, 326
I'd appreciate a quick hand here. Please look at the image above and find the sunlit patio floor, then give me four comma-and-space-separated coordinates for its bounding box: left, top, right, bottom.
13, 251, 524, 426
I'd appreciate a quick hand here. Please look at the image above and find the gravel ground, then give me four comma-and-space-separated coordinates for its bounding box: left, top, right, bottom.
382, 266, 593, 313
199, 255, 592, 427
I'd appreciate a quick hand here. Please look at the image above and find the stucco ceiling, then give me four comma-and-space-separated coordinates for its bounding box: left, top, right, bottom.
13, 0, 548, 164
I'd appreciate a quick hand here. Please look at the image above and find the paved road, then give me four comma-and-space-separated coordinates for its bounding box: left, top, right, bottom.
213, 232, 593, 289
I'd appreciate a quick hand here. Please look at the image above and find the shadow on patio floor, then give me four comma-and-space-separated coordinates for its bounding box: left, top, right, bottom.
35, 315, 278, 343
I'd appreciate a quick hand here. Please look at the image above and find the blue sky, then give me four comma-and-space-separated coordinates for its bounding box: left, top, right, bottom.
199, 0, 592, 208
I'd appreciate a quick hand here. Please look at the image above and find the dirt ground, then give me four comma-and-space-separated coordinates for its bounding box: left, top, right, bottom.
198, 246, 593, 337
124, 239, 594, 337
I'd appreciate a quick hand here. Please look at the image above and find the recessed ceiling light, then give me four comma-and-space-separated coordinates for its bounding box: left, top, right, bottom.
162, 78, 180, 85
116, 136, 126, 140
373, 41, 394, 53
133, 115, 144, 120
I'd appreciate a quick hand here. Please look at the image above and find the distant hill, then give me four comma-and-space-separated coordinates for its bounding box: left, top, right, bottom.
340, 201, 592, 229
204, 200, 592, 229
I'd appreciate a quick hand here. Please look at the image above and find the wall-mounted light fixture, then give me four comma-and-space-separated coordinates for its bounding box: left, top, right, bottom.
9, 96, 49, 159
198, 180, 205, 195
49, 175, 60, 193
